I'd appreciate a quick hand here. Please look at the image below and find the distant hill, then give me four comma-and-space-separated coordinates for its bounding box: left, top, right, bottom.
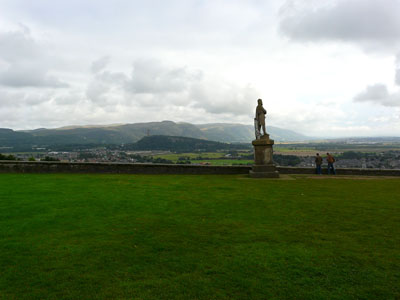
126, 135, 249, 152
323, 137, 400, 143
0, 128, 35, 149
0, 121, 309, 151
18, 121, 206, 145
196, 123, 308, 142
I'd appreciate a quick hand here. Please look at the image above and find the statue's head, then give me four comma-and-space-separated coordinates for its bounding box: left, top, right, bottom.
257, 99, 263, 105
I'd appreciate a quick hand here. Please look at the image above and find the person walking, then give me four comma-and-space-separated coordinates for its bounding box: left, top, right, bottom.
326, 153, 336, 175
315, 153, 323, 174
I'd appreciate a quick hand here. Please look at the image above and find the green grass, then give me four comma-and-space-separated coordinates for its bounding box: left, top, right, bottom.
152, 152, 253, 165
0, 174, 399, 300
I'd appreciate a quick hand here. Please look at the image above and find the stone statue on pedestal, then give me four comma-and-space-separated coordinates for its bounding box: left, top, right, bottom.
250, 98, 279, 178
254, 99, 267, 139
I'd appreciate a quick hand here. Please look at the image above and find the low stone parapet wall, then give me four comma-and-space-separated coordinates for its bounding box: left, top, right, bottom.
277, 166, 400, 176
0, 161, 399, 176
0, 161, 250, 175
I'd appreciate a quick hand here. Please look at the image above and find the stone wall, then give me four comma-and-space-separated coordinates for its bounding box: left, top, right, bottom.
0, 161, 399, 176
0, 161, 250, 175
277, 166, 400, 176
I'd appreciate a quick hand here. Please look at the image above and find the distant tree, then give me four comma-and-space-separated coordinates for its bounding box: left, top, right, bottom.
28, 157, 36, 161
241, 154, 254, 160
273, 154, 301, 166
78, 152, 97, 159
153, 157, 173, 164
176, 160, 191, 164
178, 156, 190, 161
338, 151, 364, 159
228, 150, 238, 156
41, 156, 60, 161
0, 154, 16, 160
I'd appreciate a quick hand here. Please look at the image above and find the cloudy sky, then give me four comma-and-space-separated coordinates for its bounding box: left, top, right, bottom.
0, 0, 399, 137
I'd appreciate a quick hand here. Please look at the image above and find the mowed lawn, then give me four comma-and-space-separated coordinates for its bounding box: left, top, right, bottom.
0, 174, 399, 300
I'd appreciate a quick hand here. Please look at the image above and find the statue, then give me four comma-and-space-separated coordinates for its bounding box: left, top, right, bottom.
250, 98, 279, 178
254, 98, 267, 139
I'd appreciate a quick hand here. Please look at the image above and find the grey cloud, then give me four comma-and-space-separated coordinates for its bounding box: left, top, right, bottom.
396, 69, 400, 86
0, 89, 51, 108
354, 83, 400, 106
97, 70, 127, 85
125, 59, 201, 94
91, 56, 110, 73
53, 92, 84, 106
0, 29, 42, 63
124, 59, 257, 115
279, 0, 400, 48
85, 68, 128, 105
84, 58, 256, 116
86, 80, 111, 104
281, 0, 400, 109
0, 90, 19, 107
396, 53, 400, 86
0, 64, 68, 88
190, 82, 258, 115
0, 28, 68, 88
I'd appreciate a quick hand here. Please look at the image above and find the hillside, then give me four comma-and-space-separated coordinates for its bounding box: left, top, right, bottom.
125, 135, 249, 152
0, 121, 308, 150
23, 121, 205, 145
0, 128, 35, 149
197, 123, 308, 142
23, 121, 308, 144
3, 121, 400, 153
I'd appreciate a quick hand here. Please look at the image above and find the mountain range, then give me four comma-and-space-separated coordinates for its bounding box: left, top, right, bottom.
0, 121, 308, 151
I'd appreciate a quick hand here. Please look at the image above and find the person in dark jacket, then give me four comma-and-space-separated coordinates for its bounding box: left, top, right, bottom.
326, 153, 336, 175
315, 153, 323, 174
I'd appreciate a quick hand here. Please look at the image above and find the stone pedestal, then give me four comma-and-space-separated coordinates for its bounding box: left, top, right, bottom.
249, 134, 279, 178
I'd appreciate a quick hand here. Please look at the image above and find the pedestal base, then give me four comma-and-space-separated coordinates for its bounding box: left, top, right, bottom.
249, 170, 279, 178
249, 164, 280, 178
250, 134, 280, 178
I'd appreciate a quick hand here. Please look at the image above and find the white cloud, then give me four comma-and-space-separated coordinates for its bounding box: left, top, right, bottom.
0, 28, 68, 88
279, 1, 400, 113
354, 83, 400, 107
0, 28, 41, 62
190, 81, 258, 115
0, 64, 68, 88
279, 0, 400, 51
0, 89, 52, 107
396, 52, 400, 86
85, 58, 259, 116
91, 56, 110, 74
125, 59, 200, 94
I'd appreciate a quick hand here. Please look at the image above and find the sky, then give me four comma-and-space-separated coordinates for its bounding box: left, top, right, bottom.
0, 0, 399, 137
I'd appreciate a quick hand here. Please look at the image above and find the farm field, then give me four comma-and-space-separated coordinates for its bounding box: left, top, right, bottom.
274, 143, 400, 156
0, 174, 399, 299
151, 152, 227, 161
151, 152, 253, 165
193, 159, 253, 165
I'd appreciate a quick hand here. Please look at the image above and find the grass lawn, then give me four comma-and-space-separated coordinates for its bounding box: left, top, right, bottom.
0, 174, 399, 299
